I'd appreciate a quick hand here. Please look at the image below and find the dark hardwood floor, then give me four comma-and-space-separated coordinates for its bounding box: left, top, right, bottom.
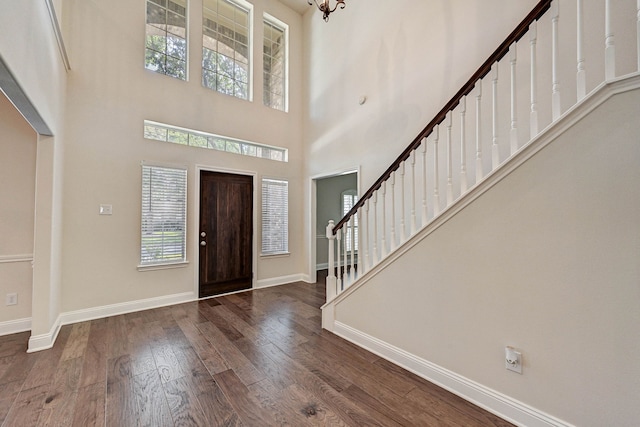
0, 274, 513, 426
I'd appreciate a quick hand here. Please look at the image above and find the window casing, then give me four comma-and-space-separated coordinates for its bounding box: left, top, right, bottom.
263, 16, 287, 111
342, 190, 358, 252
140, 165, 188, 267
261, 178, 288, 255
202, 0, 251, 100
145, 0, 188, 80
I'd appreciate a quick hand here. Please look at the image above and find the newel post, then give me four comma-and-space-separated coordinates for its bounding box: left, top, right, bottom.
326, 220, 337, 301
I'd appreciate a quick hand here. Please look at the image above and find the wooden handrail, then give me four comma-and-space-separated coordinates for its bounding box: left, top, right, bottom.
333, 0, 552, 233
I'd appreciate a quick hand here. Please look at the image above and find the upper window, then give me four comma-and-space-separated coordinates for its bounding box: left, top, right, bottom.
202, 0, 251, 100
261, 178, 289, 255
263, 16, 287, 111
145, 0, 188, 80
140, 165, 188, 267
144, 120, 288, 162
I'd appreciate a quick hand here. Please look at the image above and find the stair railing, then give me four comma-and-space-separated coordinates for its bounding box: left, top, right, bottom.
326, 0, 640, 301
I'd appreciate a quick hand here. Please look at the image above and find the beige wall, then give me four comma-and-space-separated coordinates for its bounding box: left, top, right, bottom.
335, 88, 640, 426
0, 93, 37, 323
0, 0, 67, 337
58, 0, 305, 312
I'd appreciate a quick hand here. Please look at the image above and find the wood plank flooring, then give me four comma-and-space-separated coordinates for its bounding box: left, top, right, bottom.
0, 275, 514, 426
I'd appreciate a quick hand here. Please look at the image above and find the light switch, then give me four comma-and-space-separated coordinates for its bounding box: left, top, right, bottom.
99, 204, 113, 215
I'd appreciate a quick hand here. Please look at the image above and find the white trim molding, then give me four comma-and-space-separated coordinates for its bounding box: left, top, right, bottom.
0, 317, 31, 336
0, 254, 33, 264
27, 291, 196, 352
333, 322, 574, 427
256, 273, 309, 289
45, 0, 70, 71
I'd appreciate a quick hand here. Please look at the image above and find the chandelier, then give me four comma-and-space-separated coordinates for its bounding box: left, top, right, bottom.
308, 0, 346, 22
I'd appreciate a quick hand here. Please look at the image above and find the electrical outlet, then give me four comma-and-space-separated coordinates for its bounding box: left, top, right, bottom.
6, 293, 18, 306
505, 346, 522, 374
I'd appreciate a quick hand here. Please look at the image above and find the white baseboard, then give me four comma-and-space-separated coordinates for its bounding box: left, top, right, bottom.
316, 263, 328, 271
27, 291, 197, 353
256, 273, 307, 289
28, 315, 62, 353
333, 321, 573, 427
0, 317, 32, 336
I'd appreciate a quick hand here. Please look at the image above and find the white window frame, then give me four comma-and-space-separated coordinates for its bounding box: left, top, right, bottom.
139, 164, 189, 270
261, 178, 289, 256
143, 120, 288, 162
262, 14, 288, 112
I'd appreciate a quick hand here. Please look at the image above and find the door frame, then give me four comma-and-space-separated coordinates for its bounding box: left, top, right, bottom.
308, 166, 360, 285
194, 164, 258, 298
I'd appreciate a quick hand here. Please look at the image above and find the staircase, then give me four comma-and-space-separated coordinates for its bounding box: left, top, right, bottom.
324, 0, 639, 301
321, 1, 640, 425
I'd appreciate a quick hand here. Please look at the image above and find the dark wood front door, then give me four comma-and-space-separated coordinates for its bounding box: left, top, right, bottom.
199, 171, 253, 298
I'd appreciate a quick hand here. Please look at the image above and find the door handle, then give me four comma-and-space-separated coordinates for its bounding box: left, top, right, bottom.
200, 241, 206, 246
200, 231, 206, 238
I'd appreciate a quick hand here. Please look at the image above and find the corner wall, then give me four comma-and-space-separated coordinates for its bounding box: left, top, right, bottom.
0, 93, 36, 329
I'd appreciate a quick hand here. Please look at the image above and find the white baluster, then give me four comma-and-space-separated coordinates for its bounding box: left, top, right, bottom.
446, 112, 454, 205
475, 81, 483, 184
509, 43, 518, 155
410, 150, 418, 235
364, 199, 370, 272
350, 215, 355, 280
336, 226, 342, 291
460, 96, 468, 193
381, 182, 388, 258
637, 0, 640, 71
372, 192, 378, 264
605, 0, 615, 80
357, 208, 363, 276
576, 0, 586, 101
530, 21, 540, 137
421, 137, 429, 224
399, 162, 407, 243
433, 126, 441, 215
491, 64, 500, 170
326, 220, 337, 300
552, 0, 561, 120
342, 226, 348, 284
389, 173, 396, 251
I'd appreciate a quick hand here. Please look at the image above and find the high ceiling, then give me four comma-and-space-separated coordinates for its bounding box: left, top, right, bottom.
277, 0, 310, 15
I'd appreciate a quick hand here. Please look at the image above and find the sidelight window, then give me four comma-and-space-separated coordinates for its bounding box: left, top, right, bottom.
140, 165, 188, 268
261, 178, 288, 255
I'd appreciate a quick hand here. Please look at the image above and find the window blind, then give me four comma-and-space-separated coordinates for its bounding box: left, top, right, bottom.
261, 178, 288, 255
140, 165, 187, 265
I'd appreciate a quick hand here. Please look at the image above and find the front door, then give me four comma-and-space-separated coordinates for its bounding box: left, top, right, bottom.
199, 171, 253, 297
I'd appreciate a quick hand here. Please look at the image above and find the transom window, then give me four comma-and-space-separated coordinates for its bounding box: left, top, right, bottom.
145, 0, 188, 80
202, 0, 251, 99
263, 16, 287, 111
